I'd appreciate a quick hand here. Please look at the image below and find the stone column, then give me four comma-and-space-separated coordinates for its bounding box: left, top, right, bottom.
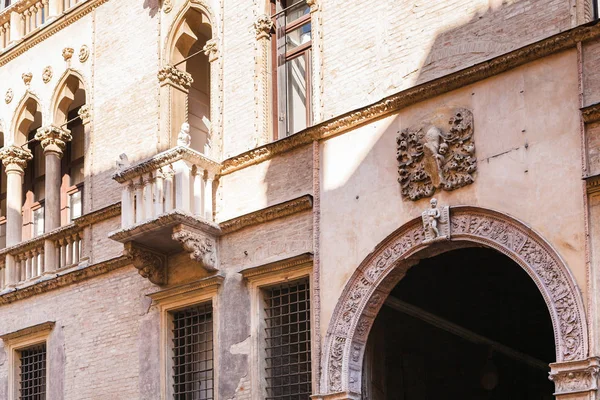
254, 14, 274, 146
35, 125, 72, 273
78, 105, 92, 214
158, 65, 193, 151
0, 145, 32, 286
549, 358, 600, 399
307, 0, 323, 124
202, 39, 220, 158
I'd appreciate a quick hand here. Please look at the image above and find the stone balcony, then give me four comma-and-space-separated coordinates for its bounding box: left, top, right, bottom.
0, 0, 88, 52
109, 146, 221, 285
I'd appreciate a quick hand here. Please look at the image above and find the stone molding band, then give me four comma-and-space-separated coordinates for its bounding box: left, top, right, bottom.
319, 206, 588, 395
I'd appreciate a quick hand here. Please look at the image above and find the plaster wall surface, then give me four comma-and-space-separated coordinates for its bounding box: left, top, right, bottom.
318, 50, 585, 336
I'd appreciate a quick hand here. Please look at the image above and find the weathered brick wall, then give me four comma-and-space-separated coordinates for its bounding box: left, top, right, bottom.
584, 40, 600, 107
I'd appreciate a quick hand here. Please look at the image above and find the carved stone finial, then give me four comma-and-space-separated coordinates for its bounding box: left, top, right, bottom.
202, 39, 219, 62
22, 72, 32, 86
124, 242, 167, 285
34, 125, 72, 155
77, 104, 91, 125
0, 145, 33, 171
421, 198, 449, 243
42, 66, 53, 84
172, 226, 218, 272
397, 108, 476, 201
5, 88, 13, 104
157, 65, 193, 90
62, 47, 74, 62
254, 14, 274, 40
78, 45, 90, 63
116, 153, 129, 171
177, 123, 192, 147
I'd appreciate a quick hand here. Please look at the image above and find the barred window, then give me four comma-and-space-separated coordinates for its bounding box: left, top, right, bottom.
18, 343, 46, 400
172, 303, 214, 400
264, 278, 312, 400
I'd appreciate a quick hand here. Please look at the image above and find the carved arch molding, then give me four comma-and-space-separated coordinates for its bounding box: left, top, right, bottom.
321, 206, 588, 395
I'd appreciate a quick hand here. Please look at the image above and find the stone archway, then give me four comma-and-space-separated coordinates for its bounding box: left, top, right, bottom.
318, 206, 589, 399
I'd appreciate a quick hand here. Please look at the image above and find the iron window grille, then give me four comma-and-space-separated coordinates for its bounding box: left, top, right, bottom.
264, 278, 312, 400
18, 343, 47, 400
172, 302, 214, 400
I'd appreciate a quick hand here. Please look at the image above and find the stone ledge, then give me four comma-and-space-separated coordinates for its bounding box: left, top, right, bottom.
581, 102, 600, 123
74, 202, 121, 226
221, 20, 600, 175
147, 275, 224, 302
240, 252, 313, 280
219, 195, 313, 234
585, 174, 600, 194
0, 321, 55, 341
0, 256, 130, 305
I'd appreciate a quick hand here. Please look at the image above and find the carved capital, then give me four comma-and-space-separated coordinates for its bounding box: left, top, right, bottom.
254, 14, 274, 40
124, 242, 167, 285
306, 0, 319, 12
172, 226, 218, 272
0, 145, 33, 171
78, 104, 92, 125
202, 39, 219, 62
550, 358, 600, 395
158, 65, 193, 91
35, 125, 72, 155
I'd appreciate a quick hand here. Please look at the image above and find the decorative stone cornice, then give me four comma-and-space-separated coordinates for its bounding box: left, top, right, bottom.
219, 195, 313, 234
585, 174, 600, 194
550, 358, 600, 395
241, 252, 313, 280
202, 38, 219, 62
73, 202, 121, 226
112, 145, 221, 184
582, 102, 600, 123
172, 225, 218, 272
0, 321, 55, 341
221, 20, 600, 176
147, 275, 224, 302
78, 104, 91, 125
254, 14, 274, 40
0, 145, 33, 170
0, 256, 131, 305
158, 65, 193, 91
123, 242, 167, 286
0, 0, 112, 67
35, 125, 72, 154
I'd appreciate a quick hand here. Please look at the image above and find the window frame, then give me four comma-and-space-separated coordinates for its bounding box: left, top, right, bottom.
153, 281, 221, 400
62, 106, 85, 225
246, 262, 314, 400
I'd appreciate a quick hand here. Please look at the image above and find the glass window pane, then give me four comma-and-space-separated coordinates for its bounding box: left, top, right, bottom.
70, 163, 84, 186
69, 191, 82, 221
285, 22, 311, 52
33, 207, 44, 237
285, 0, 309, 24
286, 54, 309, 135
70, 125, 84, 161
34, 145, 45, 178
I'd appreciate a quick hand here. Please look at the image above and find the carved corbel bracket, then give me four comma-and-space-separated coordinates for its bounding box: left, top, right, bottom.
35, 125, 72, 155
202, 39, 219, 63
124, 242, 167, 285
158, 65, 193, 91
0, 145, 33, 171
550, 357, 600, 396
172, 225, 218, 272
78, 104, 92, 125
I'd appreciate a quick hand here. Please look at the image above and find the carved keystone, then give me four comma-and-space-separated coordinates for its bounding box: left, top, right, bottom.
124, 242, 167, 285
172, 225, 218, 272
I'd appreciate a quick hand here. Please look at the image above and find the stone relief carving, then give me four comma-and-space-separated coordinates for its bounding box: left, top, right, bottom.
5, 88, 13, 104
177, 123, 191, 147
550, 367, 599, 394
158, 65, 193, 90
78, 104, 91, 125
62, 47, 74, 62
22, 72, 32, 87
163, 0, 173, 13
254, 14, 274, 40
79, 45, 90, 63
172, 227, 218, 272
422, 198, 449, 243
42, 66, 53, 83
202, 39, 219, 62
396, 109, 476, 200
124, 242, 167, 285
322, 207, 587, 394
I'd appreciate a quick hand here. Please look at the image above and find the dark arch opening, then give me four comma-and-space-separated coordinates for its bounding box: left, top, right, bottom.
363, 246, 555, 399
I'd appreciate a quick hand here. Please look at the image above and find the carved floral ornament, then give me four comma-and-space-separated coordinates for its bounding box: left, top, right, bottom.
79, 45, 90, 63
22, 72, 33, 86
0, 145, 33, 170
397, 108, 476, 201
158, 65, 193, 90
172, 226, 218, 272
322, 204, 588, 394
202, 39, 219, 62
5, 88, 13, 104
254, 14, 274, 40
62, 47, 74, 62
124, 242, 167, 285
42, 66, 53, 84
34, 125, 72, 153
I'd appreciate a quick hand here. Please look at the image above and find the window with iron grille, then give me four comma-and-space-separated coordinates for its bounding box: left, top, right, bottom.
18, 343, 46, 400
171, 302, 214, 400
264, 278, 312, 400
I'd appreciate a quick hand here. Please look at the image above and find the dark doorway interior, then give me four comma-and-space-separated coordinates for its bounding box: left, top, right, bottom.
363, 246, 555, 400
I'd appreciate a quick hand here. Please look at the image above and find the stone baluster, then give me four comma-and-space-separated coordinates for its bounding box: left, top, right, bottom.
37, 247, 44, 276
154, 169, 165, 216
192, 166, 203, 217
174, 160, 191, 212
59, 237, 66, 268
65, 235, 73, 266
143, 173, 154, 221
9, 11, 21, 44
0, 146, 33, 287
164, 167, 175, 212
35, 4, 42, 28
204, 172, 214, 221
35, 125, 72, 273
134, 177, 144, 223
47, 0, 62, 19
72, 233, 80, 264
121, 182, 134, 228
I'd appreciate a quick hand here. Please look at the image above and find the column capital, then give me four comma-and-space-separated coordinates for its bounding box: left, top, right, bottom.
78, 104, 92, 125
34, 125, 72, 156
550, 357, 600, 397
0, 145, 32, 172
306, 0, 319, 12
202, 39, 219, 63
254, 14, 274, 40
158, 65, 193, 91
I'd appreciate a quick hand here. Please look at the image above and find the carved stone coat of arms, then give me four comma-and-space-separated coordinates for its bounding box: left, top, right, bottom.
397, 109, 476, 201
